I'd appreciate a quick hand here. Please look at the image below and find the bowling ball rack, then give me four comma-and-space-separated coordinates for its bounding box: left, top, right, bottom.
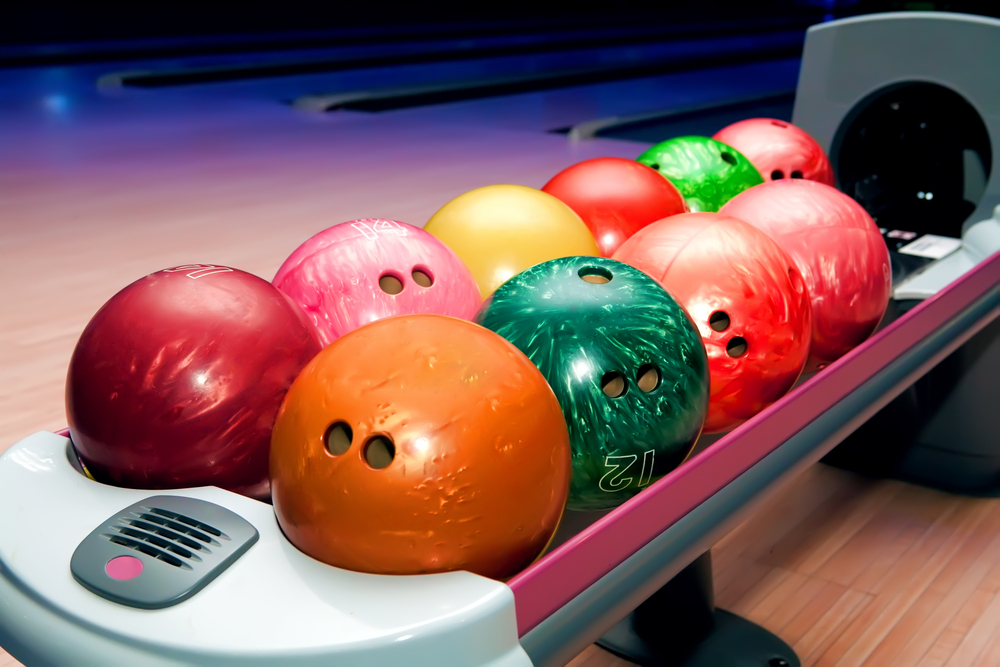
0, 251, 995, 667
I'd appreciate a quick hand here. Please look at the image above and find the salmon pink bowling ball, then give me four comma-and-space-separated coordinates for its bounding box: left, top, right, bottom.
542, 157, 688, 256
614, 213, 812, 433
270, 314, 571, 579
713, 118, 835, 186
721, 180, 891, 371
273, 219, 482, 346
66, 265, 322, 501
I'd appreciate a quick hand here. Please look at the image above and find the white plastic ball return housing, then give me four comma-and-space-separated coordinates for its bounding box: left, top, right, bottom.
0, 431, 530, 666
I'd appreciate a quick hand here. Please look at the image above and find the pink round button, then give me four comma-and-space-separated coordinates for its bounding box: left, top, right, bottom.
105, 555, 144, 581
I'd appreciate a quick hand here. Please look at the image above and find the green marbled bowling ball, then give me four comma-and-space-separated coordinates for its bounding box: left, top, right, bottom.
637, 136, 764, 212
475, 256, 709, 511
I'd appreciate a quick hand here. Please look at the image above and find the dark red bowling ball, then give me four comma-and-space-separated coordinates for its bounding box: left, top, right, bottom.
713, 118, 835, 186
542, 157, 688, 256
67, 264, 322, 501
721, 180, 891, 371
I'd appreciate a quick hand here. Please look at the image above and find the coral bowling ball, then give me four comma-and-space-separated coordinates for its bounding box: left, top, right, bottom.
541, 157, 688, 257
273, 219, 481, 346
270, 314, 571, 579
614, 214, 812, 433
67, 265, 322, 501
424, 184, 600, 296
476, 257, 709, 511
721, 180, 891, 371
713, 118, 835, 186
636, 136, 763, 212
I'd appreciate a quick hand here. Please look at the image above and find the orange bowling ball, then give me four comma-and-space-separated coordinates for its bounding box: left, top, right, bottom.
270, 314, 571, 579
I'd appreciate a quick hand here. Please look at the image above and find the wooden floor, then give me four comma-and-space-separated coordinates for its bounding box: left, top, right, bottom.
568, 463, 1000, 667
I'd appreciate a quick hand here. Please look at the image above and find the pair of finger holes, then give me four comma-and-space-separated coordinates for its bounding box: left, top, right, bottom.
709, 311, 748, 358
770, 170, 804, 180
579, 266, 612, 284
601, 364, 661, 398
325, 422, 395, 469
378, 268, 434, 295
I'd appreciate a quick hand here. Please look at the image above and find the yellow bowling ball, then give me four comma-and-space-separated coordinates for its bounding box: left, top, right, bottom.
424, 184, 600, 295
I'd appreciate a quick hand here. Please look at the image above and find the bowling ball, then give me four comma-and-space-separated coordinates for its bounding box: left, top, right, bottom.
721, 180, 891, 371
636, 136, 764, 212
713, 118, 835, 186
273, 219, 481, 346
541, 157, 688, 257
476, 256, 708, 511
270, 314, 571, 579
424, 184, 600, 296
67, 265, 322, 501
614, 213, 812, 433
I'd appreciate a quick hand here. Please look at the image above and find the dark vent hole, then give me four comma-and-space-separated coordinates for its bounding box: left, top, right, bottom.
139, 513, 214, 543
107, 536, 188, 569
128, 519, 206, 550
147, 507, 223, 537
118, 527, 197, 559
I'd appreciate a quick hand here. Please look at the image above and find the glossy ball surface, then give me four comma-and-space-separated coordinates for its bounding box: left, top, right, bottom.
614, 213, 812, 433
721, 180, 891, 371
424, 184, 600, 296
67, 265, 322, 501
270, 314, 571, 579
713, 118, 835, 186
476, 257, 708, 511
541, 157, 688, 256
636, 136, 764, 212
273, 219, 481, 346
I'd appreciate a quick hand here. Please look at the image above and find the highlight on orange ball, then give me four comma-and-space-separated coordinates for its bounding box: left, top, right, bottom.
269, 314, 572, 580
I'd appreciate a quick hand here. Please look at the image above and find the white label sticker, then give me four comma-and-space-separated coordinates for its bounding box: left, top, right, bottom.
898, 234, 963, 260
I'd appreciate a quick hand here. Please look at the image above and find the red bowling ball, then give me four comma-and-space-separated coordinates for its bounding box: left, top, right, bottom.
66, 264, 322, 501
542, 157, 688, 256
613, 213, 812, 433
713, 118, 835, 186
721, 180, 891, 371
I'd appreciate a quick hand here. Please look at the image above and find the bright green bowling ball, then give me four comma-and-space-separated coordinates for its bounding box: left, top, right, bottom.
475, 256, 709, 511
637, 136, 763, 212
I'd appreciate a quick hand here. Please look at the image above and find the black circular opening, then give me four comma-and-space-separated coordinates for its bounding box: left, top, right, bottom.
771, 169, 785, 180
412, 268, 433, 287
790, 170, 803, 179
378, 274, 404, 295
649, 162, 660, 170
720, 151, 738, 166
325, 422, 353, 456
637, 364, 661, 393
364, 435, 395, 469
579, 266, 613, 284
727, 337, 748, 358
709, 311, 731, 332
834, 81, 992, 237
601, 371, 627, 398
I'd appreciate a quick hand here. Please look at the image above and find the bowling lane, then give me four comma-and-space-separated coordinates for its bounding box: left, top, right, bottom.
0, 42, 803, 452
